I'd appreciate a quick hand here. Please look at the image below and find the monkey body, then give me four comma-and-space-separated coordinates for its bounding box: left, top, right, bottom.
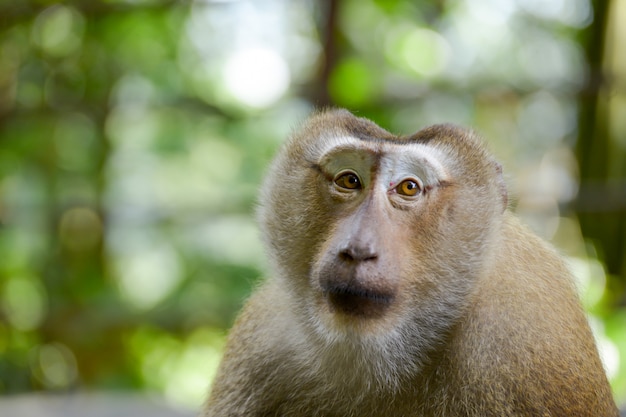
203, 110, 617, 416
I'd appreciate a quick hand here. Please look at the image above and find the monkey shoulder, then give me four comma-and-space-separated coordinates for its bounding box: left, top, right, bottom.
217, 279, 309, 375
443, 212, 618, 416
472, 212, 594, 348
204, 279, 323, 416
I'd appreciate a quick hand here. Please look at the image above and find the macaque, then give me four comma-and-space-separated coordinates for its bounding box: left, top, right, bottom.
202, 109, 618, 416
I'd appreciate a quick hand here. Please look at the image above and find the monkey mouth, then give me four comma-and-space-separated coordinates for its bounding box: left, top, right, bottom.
322, 282, 395, 318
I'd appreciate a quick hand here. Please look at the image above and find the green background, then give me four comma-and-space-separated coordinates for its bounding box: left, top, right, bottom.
0, 0, 625, 411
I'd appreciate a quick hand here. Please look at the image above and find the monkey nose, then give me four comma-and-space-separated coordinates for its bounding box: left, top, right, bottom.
338, 245, 378, 263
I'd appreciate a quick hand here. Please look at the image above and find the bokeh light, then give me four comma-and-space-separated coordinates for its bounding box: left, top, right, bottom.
222, 47, 291, 108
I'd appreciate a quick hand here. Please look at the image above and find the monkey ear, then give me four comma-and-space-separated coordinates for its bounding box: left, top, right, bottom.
493, 161, 508, 213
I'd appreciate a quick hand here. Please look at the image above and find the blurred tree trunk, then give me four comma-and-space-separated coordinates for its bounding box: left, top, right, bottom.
576, 0, 626, 303
311, 0, 340, 106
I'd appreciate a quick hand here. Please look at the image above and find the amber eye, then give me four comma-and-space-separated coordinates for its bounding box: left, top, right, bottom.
334, 172, 361, 190
396, 179, 422, 196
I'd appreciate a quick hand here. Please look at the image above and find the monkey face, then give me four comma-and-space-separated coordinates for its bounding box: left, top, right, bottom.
259, 110, 505, 339
309, 141, 445, 312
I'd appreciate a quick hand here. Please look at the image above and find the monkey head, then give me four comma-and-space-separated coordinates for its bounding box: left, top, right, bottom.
258, 109, 507, 345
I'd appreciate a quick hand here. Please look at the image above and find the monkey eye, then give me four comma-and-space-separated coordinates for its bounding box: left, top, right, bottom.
396, 179, 422, 196
334, 171, 361, 190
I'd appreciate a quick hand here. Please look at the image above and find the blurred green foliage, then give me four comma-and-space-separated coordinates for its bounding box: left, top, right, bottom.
0, 0, 624, 411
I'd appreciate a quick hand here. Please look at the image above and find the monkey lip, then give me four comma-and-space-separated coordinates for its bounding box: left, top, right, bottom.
323, 283, 395, 318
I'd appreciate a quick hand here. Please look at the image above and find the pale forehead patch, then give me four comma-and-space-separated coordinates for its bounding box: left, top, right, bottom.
311, 135, 450, 185
306, 134, 378, 162
387, 142, 450, 183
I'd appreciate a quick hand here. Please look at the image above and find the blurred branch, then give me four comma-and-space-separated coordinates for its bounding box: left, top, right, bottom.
575, 182, 626, 212
576, 0, 610, 175
575, 0, 626, 293
309, 0, 339, 107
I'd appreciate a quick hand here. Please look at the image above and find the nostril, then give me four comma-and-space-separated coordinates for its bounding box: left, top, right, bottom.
339, 250, 352, 262
338, 250, 355, 262
363, 253, 378, 261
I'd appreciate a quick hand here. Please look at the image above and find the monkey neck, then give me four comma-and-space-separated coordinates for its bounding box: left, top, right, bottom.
287, 304, 448, 401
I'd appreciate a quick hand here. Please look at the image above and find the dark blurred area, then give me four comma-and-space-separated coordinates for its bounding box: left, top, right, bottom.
0, 0, 624, 411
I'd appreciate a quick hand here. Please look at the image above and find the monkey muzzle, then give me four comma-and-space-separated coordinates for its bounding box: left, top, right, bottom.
323, 281, 395, 318
319, 264, 397, 319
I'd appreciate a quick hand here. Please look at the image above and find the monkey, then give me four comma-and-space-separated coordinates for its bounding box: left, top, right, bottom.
202, 109, 618, 417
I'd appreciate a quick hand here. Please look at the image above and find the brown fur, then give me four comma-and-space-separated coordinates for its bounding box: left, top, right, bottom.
202, 109, 618, 417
